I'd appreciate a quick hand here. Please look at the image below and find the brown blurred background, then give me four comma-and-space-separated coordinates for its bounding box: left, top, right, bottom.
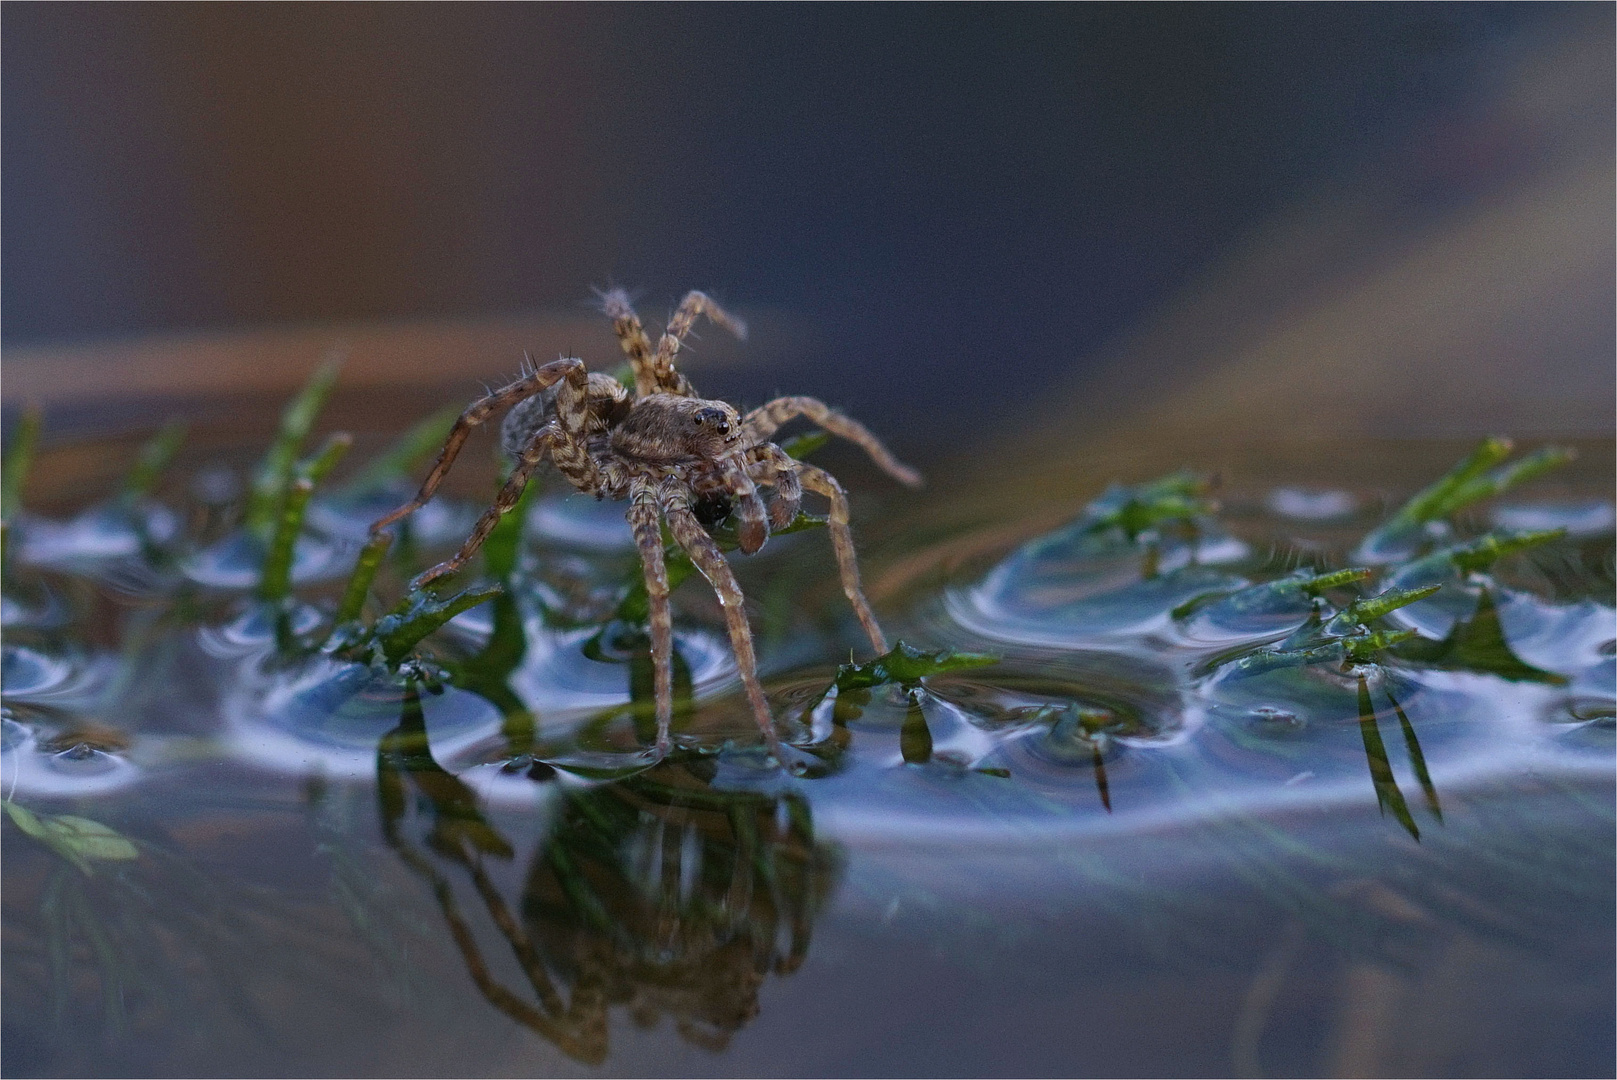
3, 3, 1612, 456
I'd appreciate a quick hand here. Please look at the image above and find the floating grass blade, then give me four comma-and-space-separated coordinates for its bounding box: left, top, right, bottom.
374, 585, 503, 664
333, 531, 393, 628
1326, 583, 1441, 633
119, 419, 188, 506
834, 640, 998, 692
1356, 676, 1419, 840
1172, 567, 1371, 620
1228, 643, 1343, 677
1448, 529, 1566, 575
1360, 439, 1574, 558
1, 404, 43, 521
245, 351, 345, 534
1342, 628, 1418, 664
340, 403, 462, 497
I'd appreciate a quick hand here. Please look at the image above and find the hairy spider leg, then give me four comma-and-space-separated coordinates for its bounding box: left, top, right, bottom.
795, 463, 889, 654
741, 397, 923, 488
628, 483, 674, 756
650, 290, 747, 396
412, 425, 556, 588
371, 357, 586, 534
660, 480, 790, 763
597, 289, 661, 399
746, 443, 803, 530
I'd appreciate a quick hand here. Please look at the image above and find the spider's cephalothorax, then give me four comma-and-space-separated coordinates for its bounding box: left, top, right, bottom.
371, 289, 921, 761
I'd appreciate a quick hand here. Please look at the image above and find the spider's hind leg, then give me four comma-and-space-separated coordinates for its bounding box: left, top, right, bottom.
597, 289, 659, 399
412, 425, 554, 589
650, 291, 746, 396
371, 357, 584, 534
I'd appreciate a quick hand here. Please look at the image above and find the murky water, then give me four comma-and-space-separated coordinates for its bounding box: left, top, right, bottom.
2, 399, 1612, 1077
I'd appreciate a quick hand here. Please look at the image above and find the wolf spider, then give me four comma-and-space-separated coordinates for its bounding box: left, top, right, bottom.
371, 289, 921, 760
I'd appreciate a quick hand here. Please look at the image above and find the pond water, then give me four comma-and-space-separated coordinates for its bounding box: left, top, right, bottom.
1, 382, 1612, 1078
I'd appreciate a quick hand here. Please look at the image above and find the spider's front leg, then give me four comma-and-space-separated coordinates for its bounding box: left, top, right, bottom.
797, 463, 888, 654
371, 357, 586, 534
659, 480, 790, 763
742, 397, 922, 488
627, 481, 674, 756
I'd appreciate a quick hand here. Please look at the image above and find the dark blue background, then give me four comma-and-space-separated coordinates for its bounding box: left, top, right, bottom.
4, 4, 1605, 436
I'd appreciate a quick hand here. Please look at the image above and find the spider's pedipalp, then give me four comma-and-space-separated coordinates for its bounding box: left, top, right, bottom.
746, 443, 802, 531
717, 457, 769, 555
661, 482, 788, 763
412, 424, 555, 589
798, 463, 888, 654
371, 357, 585, 534
742, 396, 922, 488
627, 483, 674, 755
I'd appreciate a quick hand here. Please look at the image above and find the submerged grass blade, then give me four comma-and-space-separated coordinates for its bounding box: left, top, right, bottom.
120, 419, 189, 505
1, 404, 43, 520
245, 351, 345, 534
1356, 676, 1418, 840
1386, 688, 1442, 822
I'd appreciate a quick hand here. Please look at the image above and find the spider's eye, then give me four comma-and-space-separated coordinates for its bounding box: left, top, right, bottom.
693, 408, 730, 435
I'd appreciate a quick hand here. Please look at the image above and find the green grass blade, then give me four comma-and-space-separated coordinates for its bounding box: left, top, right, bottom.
1, 404, 43, 520
245, 351, 345, 534
333, 532, 393, 628
340, 403, 462, 496
257, 478, 315, 603
120, 419, 189, 505
1357, 676, 1418, 840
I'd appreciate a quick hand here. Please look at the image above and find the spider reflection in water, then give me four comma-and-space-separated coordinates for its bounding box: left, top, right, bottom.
372, 289, 921, 759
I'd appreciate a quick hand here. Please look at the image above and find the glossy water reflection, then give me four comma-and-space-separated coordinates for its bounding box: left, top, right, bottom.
1, 417, 1611, 1077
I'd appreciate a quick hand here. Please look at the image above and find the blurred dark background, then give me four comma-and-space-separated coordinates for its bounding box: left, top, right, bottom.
4, 3, 1612, 448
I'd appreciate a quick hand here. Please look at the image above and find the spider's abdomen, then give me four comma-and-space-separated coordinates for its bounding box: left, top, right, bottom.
499, 371, 629, 461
